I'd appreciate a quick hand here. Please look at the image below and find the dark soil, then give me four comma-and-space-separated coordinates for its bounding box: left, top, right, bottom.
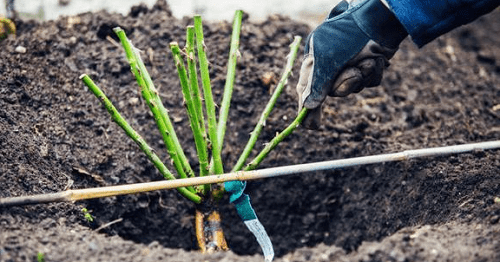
1, 1, 500, 261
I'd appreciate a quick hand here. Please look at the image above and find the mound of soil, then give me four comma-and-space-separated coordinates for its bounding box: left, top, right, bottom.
1, 1, 500, 261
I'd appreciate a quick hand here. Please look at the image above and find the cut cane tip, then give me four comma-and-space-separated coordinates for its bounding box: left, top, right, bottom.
79, 74, 88, 79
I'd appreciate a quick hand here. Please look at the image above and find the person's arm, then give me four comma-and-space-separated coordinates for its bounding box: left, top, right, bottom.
296, 0, 499, 129
384, 0, 500, 47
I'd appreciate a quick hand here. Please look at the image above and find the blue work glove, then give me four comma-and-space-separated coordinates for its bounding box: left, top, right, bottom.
296, 0, 408, 129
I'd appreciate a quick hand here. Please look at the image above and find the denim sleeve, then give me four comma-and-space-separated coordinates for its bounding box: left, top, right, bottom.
385, 0, 499, 47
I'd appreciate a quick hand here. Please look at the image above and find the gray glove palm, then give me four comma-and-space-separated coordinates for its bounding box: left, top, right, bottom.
297, 0, 407, 129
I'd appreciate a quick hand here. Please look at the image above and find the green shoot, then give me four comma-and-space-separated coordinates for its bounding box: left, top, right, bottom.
170, 41, 210, 194
186, 26, 210, 195
81, 13, 304, 204
233, 36, 302, 172
244, 108, 308, 171
185, 26, 208, 149
113, 28, 196, 182
81, 207, 94, 223
80, 74, 201, 204
37, 252, 45, 262
216, 10, 244, 152
193, 15, 225, 176
0, 17, 16, 39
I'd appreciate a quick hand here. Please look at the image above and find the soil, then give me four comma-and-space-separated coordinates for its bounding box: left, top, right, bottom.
1, 1, 500, 261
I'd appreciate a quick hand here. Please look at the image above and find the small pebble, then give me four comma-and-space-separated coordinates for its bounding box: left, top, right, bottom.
88, 241, 99, 251
69, 36, 77, 45
15, 46, 26, 53
495, 196, 500, 204
128, 97, 139, 106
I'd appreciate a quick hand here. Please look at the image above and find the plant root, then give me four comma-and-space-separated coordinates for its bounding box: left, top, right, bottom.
195, 208, 228, 254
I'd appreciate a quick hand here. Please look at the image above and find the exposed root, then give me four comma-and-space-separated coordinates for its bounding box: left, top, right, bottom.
195, 206, 228, 253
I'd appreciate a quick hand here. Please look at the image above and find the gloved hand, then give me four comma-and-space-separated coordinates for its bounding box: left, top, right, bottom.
296, 0, 408, 129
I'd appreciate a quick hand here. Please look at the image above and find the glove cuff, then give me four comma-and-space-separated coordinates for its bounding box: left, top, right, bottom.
353, 0, 408, 49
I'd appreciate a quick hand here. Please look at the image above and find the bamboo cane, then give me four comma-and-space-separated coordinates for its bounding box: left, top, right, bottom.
2, 140, 499, 207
